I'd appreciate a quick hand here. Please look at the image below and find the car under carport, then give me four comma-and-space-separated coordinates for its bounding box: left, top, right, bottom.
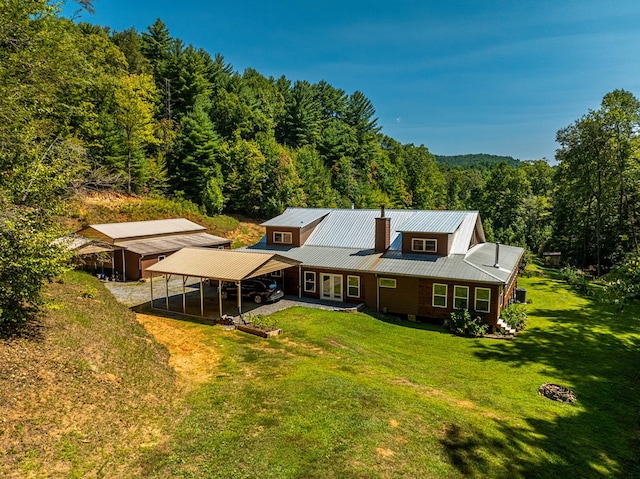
145, 247, 301, 319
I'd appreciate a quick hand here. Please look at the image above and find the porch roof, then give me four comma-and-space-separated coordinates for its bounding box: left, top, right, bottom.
145, 247, 301, 282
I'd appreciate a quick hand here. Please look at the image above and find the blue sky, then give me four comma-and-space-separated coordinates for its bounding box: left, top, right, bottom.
64, 0, 640, 161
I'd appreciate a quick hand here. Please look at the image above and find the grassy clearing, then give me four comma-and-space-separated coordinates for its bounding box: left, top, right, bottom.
138, 269, 640, 478
0, 272, 180, 478
2, 268, 638, 478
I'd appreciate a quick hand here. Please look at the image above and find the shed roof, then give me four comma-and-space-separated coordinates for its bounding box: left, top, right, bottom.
244, 242, 522, 284
145, 247, 301, 282
396, 210, 468, 233
261, 208, 332, 228
115, 232, 230, 256
56, 235, 114, 254
82, 218, 205, 243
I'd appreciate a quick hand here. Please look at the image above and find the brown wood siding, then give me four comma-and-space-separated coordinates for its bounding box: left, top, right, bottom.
283, 267, 299, 295
379, 276, 419, 315
265, 226, 300, 247
401, 232, 450, 256
299, 216, 326, 245
140, 253, 174, 279
502, 269, 519, 310
374, 276, 501, 324
124, 251, 141, 280
362, 274, 378, 309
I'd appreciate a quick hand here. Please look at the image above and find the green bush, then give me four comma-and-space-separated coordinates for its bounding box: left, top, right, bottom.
500, 303, 528, 330
560, 266, 591, 295
445, 309, 488, 337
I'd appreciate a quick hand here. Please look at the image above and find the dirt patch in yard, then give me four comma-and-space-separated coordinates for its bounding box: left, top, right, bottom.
136, 314, 221, 389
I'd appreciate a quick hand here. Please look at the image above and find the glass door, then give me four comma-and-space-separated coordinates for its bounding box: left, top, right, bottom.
321, 273, 343, 301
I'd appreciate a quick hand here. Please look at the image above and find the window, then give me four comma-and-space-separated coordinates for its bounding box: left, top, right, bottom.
217, 245, 225, 250
379, 278, 397, 288
475, 287, 491, 312
411, 238, 437, 253
270, 270, 282, 278
273, 231, 292, 244
157, 255, 166, 262
432, 283, 447, 308
453, 286, 469, 309
304, 271, 316, 292
347, 275, 360, 297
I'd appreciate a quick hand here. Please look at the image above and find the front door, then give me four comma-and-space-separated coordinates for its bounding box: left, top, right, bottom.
321, 273, 343, 301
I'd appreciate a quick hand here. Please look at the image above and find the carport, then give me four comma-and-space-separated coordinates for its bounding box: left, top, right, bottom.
145, 247, 301, 318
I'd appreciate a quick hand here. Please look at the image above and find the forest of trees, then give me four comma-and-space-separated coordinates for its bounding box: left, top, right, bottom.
1, 0, 639, 321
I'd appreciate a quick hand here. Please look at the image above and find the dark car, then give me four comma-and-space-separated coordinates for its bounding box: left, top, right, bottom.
220, 278, 284, 304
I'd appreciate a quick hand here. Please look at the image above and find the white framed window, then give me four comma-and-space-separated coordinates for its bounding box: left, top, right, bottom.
379, 278, 397, 288
411, 238, 437, 253
347, 275, 360, 298
270, 270, 282, 278
217, 245, 225, 250
157, 255, 166, 261
454, 285, 469, 310
273, 231, 292, 244
475, 287, 491, 313
304, 271, 316, 292
432, 283, 448, 308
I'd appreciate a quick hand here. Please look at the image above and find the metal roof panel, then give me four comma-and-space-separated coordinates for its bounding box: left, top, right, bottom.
146, 247, 301, 281
86, 218, 206, 242
261, 208, 332, 227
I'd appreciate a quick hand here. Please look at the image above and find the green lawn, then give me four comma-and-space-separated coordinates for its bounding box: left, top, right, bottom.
140, 269, 640, 479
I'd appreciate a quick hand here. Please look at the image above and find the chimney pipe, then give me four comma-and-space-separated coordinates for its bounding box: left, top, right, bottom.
494, 243, 500, 268
380, 204, 386, 218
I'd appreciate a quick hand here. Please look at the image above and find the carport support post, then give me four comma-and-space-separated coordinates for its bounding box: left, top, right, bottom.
182, 275, 187, 314
298, 265, 302, 298
218, 279, 223, 318
150, 274, 154, 309
200, 277, 204, 317
237, 281, 242, 316
165, 274, 170, 310
121, 249, 126, 281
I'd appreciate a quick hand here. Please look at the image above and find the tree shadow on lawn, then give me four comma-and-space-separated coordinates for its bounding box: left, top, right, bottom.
440, 296, 640, 478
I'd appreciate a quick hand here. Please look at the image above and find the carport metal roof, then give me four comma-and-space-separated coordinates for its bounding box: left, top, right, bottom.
145, 247, 301, 320
145, 247, 301, 282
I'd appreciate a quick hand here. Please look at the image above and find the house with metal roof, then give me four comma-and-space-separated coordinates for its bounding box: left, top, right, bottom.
78, 218, 231, 280
245, 207, 524, 329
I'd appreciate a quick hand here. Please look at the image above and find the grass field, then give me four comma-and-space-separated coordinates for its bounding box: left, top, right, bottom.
138, 269, 640, 478
2, 268, 639, 478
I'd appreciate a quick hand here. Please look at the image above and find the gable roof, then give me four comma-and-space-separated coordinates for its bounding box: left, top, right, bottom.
244, 208, 521, 284
261, 208, 332, 228
81, 218, 206, 243
145, 247, 301, 282
262, 208, 483, 251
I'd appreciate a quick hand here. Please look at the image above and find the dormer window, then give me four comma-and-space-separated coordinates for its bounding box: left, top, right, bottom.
412, 238, 437, 253
273, 231, 293, 244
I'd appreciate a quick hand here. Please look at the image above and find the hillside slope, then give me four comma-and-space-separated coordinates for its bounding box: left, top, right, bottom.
0, 272, 180, 478
65, 192, 265, 248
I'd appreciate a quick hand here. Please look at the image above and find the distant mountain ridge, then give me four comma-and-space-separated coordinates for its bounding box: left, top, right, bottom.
435, 154, 521, 168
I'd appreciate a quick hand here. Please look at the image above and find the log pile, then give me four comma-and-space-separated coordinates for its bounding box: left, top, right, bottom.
538, 383, 577, 403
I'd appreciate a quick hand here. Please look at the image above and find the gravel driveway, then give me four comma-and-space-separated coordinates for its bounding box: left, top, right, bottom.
103, 277, 362, 320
